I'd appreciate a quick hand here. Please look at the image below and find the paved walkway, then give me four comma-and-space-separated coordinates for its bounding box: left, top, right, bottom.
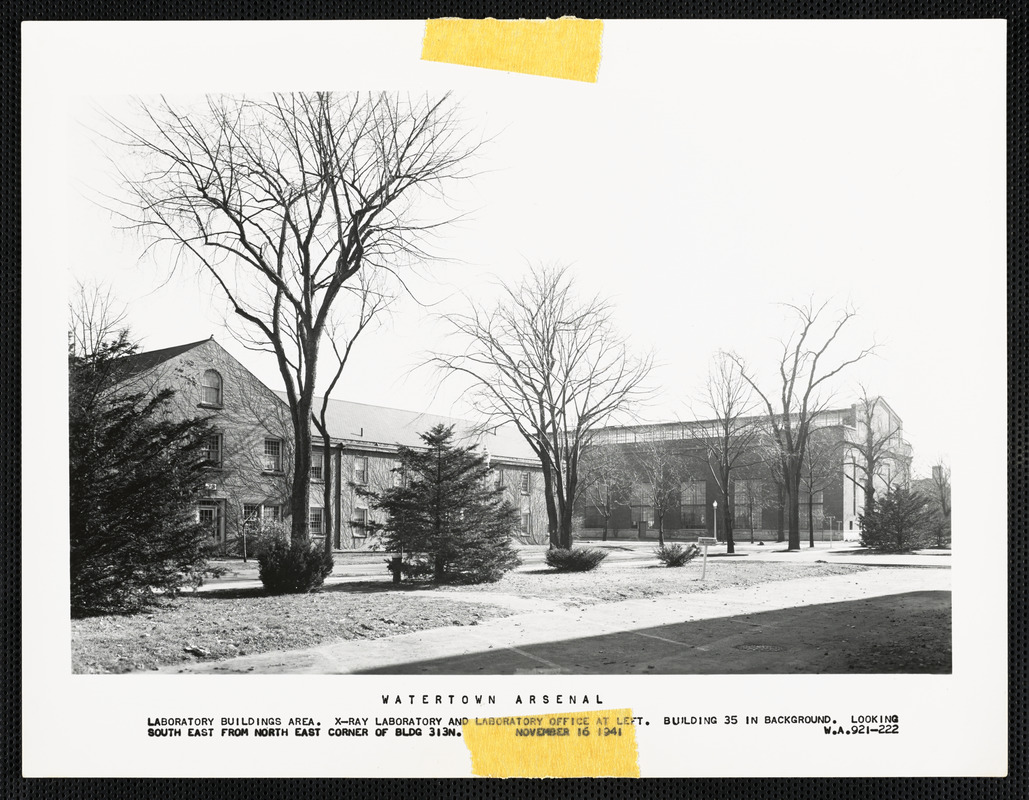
197, 543, 949, 593
740, 543, 952, 568
166, 566, 950, 675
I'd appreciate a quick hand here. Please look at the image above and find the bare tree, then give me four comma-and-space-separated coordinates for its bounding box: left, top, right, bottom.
433, 265, 653, 549
579, 443, 631, 542
690, 354, 762, 554
69, 280, 128, 358
929, 457, 952, 547
625, 438, 684, 547
930, 458, 952, 519
313, 271, 395, 555
734, 476, 769, 544
750, 426, 788, 543
800, 427, 846, 547
727, 301, 876, 550
844, 387, 903, 515
106, 92, 478, 541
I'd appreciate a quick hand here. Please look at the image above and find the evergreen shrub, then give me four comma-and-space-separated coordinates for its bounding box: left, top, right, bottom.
69, 333, 217, 616
655, 543, 700, 567
859, 487, 934, 553
363, 425, 521, 584
257, 538, 335, 594
545, 546, 608, 572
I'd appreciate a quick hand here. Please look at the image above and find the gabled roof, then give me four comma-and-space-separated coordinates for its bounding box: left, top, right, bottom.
114, 337, 212, 380
283, 393, 537, 463
109, 337, 537, 463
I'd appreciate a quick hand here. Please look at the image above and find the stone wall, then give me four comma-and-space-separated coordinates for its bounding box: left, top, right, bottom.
130, 339, 292, 550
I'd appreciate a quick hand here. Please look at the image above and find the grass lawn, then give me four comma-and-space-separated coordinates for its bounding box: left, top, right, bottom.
71, 560, 865, 674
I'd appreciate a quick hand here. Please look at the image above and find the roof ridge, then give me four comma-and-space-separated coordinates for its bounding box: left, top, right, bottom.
276, 390, 465, 421
120, 337, 211, 363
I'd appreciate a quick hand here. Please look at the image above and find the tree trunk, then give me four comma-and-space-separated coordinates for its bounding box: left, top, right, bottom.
657, 513, 665, 547
561, 470, 578, 548
776, 483, 785, 543
785, 473, 801, 550
808, 490, 815, 548
863, 430, 877, 514
322, 433, 334, 556
541, 462, 560, 548
864, 476, 876, 519
290, 395, 314, 543
722, 486, 735, 554
558, 502, 574, 549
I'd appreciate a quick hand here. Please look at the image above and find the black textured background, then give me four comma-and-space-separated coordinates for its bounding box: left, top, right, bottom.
3, 1, 1023, 798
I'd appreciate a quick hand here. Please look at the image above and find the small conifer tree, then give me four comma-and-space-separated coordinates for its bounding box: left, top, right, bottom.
362, 424, 521, 583
859, 487, 933, 553
70, 333, 216, 615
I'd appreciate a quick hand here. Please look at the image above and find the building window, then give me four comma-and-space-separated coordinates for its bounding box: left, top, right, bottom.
520, 472, 531, 494
521, 511, 531, 533
309, 507, 324, 535
311, 447, 324, 481
200, 369, 223, 406
353, 456, 368, 485
495, 468, 505, 489
631, 482, 654, 528
243, 504, 279, 531
391, 460, 405, 488
353, 507, 369, 538
198, 500, 224, 542
800, 490, 824, 530
200, 433, 222, 466
584, 483, 612, 529
263, 439, 282, 472
734, 481, 762, 528
242, 504, 262, 533
680, 480, 706, 528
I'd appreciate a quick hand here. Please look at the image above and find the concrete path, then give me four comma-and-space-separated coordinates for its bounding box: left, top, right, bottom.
741, 543, 952, 568
196, 543, 949, 593
166, 566, 950, 675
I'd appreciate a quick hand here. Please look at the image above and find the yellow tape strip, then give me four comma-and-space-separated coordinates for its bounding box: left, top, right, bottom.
462, 708, 639, 778
422, 18, 604, 83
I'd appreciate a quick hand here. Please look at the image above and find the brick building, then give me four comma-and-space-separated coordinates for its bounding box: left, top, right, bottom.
114, 338, 546, 550
298, 396, 546, 549
575, 401, 913, 543
115, 337, 294, 547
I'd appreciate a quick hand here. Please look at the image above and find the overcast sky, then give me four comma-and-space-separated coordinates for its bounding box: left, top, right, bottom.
50, 20, 1005, 475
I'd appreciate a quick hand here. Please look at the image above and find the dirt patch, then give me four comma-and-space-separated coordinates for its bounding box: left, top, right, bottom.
71, 590, 516, 674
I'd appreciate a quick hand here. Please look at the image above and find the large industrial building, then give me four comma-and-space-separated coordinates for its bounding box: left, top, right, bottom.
573, 402, 912, 543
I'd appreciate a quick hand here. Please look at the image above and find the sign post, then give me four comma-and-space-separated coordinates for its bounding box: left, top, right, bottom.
697, 536, 717, 580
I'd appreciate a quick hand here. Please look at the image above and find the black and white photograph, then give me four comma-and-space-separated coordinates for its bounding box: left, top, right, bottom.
22, 18, 1007, 778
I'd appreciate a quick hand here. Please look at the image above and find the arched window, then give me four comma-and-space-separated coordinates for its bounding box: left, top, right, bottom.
201, 369, 223, 406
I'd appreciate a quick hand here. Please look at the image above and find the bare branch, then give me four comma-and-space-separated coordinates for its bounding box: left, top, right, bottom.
102, 92, 480, 541
431, 263, 653, 547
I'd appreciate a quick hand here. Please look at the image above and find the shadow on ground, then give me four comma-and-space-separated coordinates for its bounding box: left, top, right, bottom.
353, 590, 951, 675
197, 579, 421, 599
